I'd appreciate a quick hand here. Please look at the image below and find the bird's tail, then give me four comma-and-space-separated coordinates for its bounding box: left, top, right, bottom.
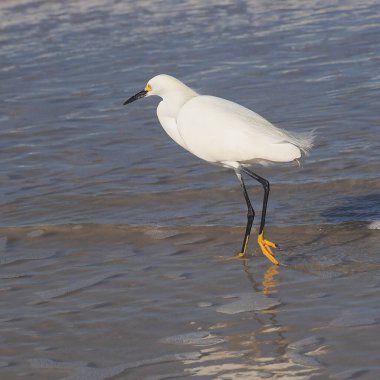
287, 128, 316, 156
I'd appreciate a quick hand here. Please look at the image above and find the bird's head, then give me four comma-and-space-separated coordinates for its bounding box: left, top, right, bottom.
123, 74, 197, 105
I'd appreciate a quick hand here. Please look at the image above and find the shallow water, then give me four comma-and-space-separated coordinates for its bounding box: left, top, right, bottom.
1, 0, 380, 379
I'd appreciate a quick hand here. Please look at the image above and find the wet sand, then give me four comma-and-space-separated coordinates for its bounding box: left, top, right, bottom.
0, 222, 379, 379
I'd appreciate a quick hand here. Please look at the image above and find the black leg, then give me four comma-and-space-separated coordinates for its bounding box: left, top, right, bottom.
240, 167, 270, 235
235, 171, 255, 255
239, 166, 279, 265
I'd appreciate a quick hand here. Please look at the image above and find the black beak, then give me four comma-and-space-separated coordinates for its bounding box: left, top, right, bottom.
123, 90, 148, 105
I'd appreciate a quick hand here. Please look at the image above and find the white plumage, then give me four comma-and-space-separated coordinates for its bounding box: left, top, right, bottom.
124, 74, 314, 265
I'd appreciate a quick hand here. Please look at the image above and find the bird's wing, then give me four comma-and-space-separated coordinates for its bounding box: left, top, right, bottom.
176, 95, 302, 164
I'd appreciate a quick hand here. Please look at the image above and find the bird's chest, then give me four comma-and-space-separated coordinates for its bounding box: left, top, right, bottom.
157, 103, 187, 149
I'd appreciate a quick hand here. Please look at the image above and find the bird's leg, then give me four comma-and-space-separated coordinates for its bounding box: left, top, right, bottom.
235, 171, 255, 258
241, 167, 279, 265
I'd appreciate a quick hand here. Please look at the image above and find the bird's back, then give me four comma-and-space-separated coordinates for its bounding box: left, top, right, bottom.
177, 95, 313, 166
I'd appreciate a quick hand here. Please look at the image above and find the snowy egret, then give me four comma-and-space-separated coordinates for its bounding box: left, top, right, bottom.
124, 74, 314, 265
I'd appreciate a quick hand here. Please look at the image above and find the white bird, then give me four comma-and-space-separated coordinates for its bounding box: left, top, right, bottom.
124, 74, 314, 265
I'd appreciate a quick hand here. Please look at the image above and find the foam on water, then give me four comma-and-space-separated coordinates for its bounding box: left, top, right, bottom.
161, 331, 224, 346
216, 292, 280, 314
286, 336, 325, 368
288, 336, 324, 351
27, 229, 45, 238
285, 351, 321, 368
368, 220, 380, 230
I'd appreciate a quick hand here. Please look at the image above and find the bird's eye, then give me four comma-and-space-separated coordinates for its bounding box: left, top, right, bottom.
145, 84, 152, 92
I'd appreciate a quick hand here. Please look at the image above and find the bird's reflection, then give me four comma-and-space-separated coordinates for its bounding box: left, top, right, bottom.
242, 260, 280, 296
186, 257, 323, 378
262, 265, 280, 295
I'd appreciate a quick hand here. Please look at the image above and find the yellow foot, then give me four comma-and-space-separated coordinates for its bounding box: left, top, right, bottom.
226, 251, 249, 261
258, 232, 279, 265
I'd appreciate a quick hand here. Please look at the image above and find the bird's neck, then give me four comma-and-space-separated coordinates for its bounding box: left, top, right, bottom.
160, 86, 198, 118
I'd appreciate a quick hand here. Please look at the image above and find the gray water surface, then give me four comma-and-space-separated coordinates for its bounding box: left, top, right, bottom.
1, 0, 380, 379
